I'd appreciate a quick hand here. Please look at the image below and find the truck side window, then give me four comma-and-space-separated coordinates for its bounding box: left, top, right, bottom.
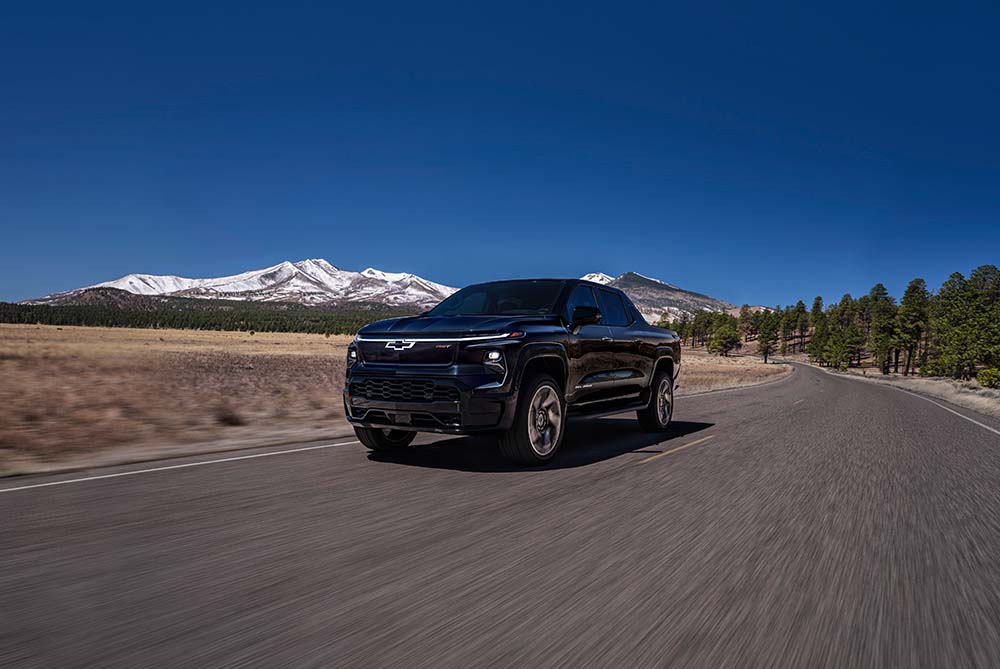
564, 285, 598, 321
597, 289, 630, 327
626, 300, 647, 325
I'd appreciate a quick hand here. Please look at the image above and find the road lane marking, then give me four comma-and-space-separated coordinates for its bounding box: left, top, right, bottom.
809, 363, 1000, 437
0, 440, 361, 494
641, 435, 714, 463
793, 399, 804, 405
891, 387, 1000, 436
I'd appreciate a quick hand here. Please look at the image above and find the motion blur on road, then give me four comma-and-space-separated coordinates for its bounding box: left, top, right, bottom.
4, 363, 1000, 666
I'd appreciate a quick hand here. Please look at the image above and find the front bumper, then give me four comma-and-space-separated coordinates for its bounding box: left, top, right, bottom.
343, 368, 518, 434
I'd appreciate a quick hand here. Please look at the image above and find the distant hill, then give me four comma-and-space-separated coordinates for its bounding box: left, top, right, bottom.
582, 271, 733, 322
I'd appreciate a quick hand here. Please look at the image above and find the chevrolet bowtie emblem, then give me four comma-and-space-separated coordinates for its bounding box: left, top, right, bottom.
385, 340, 415, 350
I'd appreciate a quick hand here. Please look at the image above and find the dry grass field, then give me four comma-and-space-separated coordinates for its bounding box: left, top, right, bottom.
0, 325, 789, 473
676, 347, 790, 396
0, 325, 351, 473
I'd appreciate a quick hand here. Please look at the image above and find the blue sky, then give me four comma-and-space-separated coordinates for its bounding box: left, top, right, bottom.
2, 2, 998, 306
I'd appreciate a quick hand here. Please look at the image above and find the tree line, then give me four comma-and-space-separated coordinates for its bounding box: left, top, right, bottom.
0, 301, 413, 335
662, 264, 1000, 382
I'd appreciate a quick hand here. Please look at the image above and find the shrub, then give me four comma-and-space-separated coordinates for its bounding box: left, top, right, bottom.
215, 403, 246, 426
977, 368, 1000, 389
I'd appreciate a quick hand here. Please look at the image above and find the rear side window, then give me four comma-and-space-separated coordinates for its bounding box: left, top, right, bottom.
564, 284, 598, 320
597, 289, 630, 327
626, 299, 647, 325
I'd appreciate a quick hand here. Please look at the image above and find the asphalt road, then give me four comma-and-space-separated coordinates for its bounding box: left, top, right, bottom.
4, 363, 1000, 667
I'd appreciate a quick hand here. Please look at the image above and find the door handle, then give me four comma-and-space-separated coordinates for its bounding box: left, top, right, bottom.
601, 336, 613, 342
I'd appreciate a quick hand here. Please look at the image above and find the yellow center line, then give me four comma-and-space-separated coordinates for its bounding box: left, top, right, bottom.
640, 434, 715, 464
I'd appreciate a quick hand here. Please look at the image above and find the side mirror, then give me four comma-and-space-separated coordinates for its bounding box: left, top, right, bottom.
571, 305, 602, 328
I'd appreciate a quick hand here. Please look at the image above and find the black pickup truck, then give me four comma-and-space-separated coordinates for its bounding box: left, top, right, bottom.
344, 278, 681, 465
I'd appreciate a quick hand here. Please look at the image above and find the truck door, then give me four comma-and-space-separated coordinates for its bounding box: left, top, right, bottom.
596, 288, 649, 395
562, 284, 616, 402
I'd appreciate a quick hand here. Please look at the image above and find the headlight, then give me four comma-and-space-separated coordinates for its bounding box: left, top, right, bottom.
347, 348, 358, 365
484, 350, 505, 379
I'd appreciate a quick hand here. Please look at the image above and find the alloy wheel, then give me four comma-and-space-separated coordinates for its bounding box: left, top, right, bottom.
657, 378, 673, 426
527, 384, 562, 456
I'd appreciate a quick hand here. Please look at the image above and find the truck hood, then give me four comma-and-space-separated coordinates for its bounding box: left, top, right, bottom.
358, 314, 558, 337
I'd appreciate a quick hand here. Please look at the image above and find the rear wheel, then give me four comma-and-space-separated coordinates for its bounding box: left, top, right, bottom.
637, 367, 674, 432
355, 426, 416, 451
498, 374, 565, 466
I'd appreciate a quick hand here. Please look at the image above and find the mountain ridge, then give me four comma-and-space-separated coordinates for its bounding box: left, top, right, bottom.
29, 259, 457, 310
27, 261, 734, 322
581, 271, 733, 322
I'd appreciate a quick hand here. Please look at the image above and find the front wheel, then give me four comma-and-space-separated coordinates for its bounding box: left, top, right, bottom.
637, 368, 674, 432
498, 373, 566, 466
355, 426, 417, 451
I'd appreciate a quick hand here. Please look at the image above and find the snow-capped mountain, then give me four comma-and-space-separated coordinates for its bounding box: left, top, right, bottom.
581, 271, 733, 322
33, 259, 457, 309
28, 261, 731, 321
580, 272, 615, 285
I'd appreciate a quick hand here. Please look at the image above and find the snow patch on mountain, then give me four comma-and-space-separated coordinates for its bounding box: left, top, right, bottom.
580, 272, 615, 285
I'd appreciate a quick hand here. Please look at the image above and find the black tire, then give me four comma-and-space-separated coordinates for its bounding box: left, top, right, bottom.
355, 426, 417, 451
637, 366, 674, 432
498, 373, 566, 466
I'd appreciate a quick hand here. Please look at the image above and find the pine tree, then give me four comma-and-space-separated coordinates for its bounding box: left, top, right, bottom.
895, 278, 929, 376
867, 283, 896, 374
708, 323, 741, 356
929, 272, 985, 379
807, 297, 827, 363
756, 309, 780, 364
738, 305, 755, 342
968, 265, 1000, 369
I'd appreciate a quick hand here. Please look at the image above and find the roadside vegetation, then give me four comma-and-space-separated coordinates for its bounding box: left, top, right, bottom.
663, 264, 1000, 385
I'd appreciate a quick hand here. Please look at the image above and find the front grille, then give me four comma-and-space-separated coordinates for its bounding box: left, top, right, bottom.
351, 379, 460, 403
357, 340, 456, 364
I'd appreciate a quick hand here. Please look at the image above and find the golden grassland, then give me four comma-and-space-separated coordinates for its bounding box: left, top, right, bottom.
0, 325, 352, 471
676, 347, 789, 395
0, 324, 788, 472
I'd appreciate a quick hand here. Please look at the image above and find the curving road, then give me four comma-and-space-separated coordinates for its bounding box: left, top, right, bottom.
3, 363, 1000, 667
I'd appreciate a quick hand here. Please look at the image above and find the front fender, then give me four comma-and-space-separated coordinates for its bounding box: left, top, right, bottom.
511, 343, 570, 394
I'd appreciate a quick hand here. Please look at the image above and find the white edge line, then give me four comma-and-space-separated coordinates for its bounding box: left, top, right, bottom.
811, 364, 1000, 437
890, 386, 1000, 436
0, 440, 360, 494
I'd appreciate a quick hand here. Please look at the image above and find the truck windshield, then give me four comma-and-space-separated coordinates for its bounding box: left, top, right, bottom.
428, 280, 565, 316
